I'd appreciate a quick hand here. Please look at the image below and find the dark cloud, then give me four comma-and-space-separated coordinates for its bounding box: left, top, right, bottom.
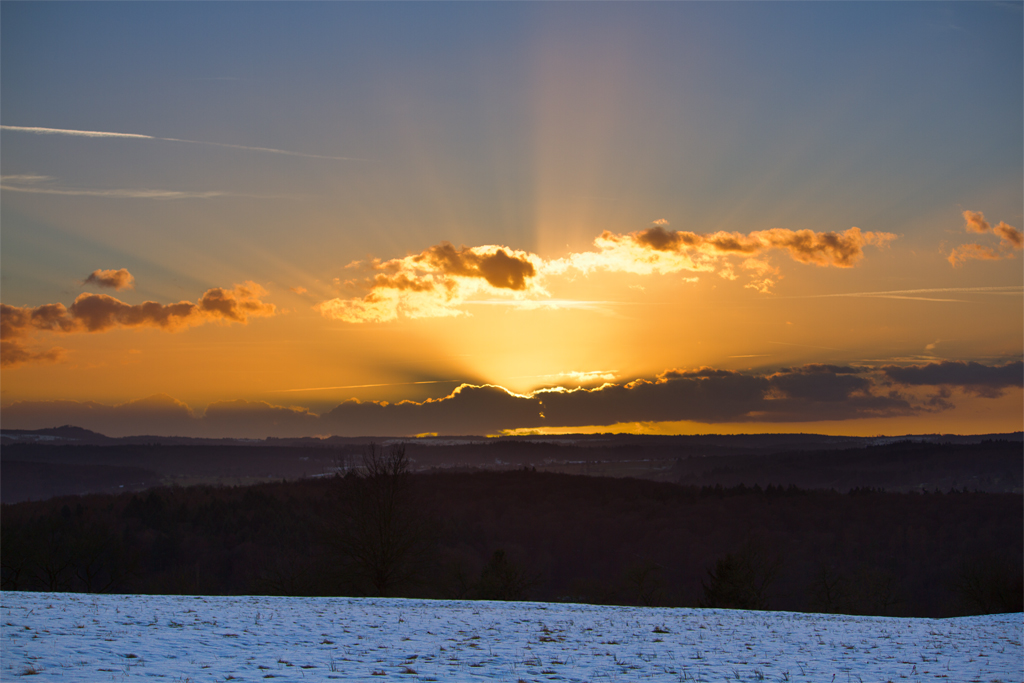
538, 366, 915, 427
83, 268, 135, 291
407, 243, 537, 291
320, 384, 544, 436
7, 363, 1016, 438
0, 340, 66, 368
0, 394, 198, 437
203, 400, 321, 437
882, 361, 1023, 398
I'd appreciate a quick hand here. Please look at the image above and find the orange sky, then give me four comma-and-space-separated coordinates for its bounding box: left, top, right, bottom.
1, 3, 1021, 438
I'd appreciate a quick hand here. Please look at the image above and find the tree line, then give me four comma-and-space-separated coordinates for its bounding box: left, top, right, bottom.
2, 444, 1020, 617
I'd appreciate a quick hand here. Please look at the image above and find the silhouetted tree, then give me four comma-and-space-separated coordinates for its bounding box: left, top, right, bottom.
331, 444, 430, 596
808, 563, 849, 614
951, 554, 1024, 614
473, 549, 539, 601
700, 541, 780, 610
625, 560, 666, 606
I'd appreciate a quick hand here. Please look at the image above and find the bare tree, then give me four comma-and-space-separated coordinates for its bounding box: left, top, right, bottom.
331, 444, 429, 596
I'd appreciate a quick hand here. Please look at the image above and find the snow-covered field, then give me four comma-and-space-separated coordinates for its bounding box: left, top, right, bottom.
2, 592, 1020, 682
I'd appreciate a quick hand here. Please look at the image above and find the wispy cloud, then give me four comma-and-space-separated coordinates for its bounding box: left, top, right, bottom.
1, 124, 372, 162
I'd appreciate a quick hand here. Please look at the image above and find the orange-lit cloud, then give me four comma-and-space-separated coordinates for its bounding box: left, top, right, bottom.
317, 243, 545, 323
319, 226, 895, 323
0, 282, 275, 367
949, 211, 1022, 266
947, 243, 1004, 267
561, 226, 895, 272
994, 222, 1024, 249
83, 268, 136, 291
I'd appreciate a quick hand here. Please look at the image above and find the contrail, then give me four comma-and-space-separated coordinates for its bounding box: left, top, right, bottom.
788, 285, 1022, 303
276, 379, 463, 393
1, 125, 152, 139
1, 124, 373, 162
0, 185, 226, 199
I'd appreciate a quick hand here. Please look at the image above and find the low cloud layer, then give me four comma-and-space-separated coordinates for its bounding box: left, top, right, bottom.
949, 211, 1022, 266
1, 281, 275, 367
882, 360, 1023, 399
319, 225, 895, 323
84, 268, 136, 291
4, 361, 1016, 438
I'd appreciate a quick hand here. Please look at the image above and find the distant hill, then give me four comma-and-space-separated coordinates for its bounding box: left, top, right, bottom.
1, 426, 1020, 503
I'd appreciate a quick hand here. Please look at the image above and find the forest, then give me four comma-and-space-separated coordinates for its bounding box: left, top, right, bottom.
2, 444, 1020, 618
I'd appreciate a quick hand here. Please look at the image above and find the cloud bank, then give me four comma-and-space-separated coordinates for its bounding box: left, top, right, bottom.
319, 225, 896, 323
1, 281, 275, 367
4, 361, 1016, 438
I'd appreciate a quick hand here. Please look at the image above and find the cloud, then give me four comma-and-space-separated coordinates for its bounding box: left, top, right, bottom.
0, 174, 54, 183
994, 221, 1024, 249
962, 210, 992, 234
882, 360, 1023, 398
6, 361, 1018, 437
0, 124, 370, 162
0, 125, 152, 139
0, 340, 66, 368
320, 384, 545, 436
318, 225, 895, 322
0, 282, 275, 367
544, 226, 894, 291
796, 285, 1022, 303
536, 365, 915, 427
0, 394, 199, 437
0, 184, 227, 199
949, 211, 1022, 265
961, 210, 1022, 248
317, 242, 545, 323
83, 268, 135, 291
947, 243, 1006, 267
577, 226, 895, 269
203, 399, 321, 436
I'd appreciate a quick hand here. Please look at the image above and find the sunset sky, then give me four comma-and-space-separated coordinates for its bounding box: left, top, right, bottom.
2, 2, 1021, 438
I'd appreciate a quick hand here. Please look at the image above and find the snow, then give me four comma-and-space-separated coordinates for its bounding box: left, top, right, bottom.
2, 592, 1020, 682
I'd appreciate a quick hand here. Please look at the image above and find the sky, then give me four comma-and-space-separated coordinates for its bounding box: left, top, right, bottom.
1, 2, 1022, 439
